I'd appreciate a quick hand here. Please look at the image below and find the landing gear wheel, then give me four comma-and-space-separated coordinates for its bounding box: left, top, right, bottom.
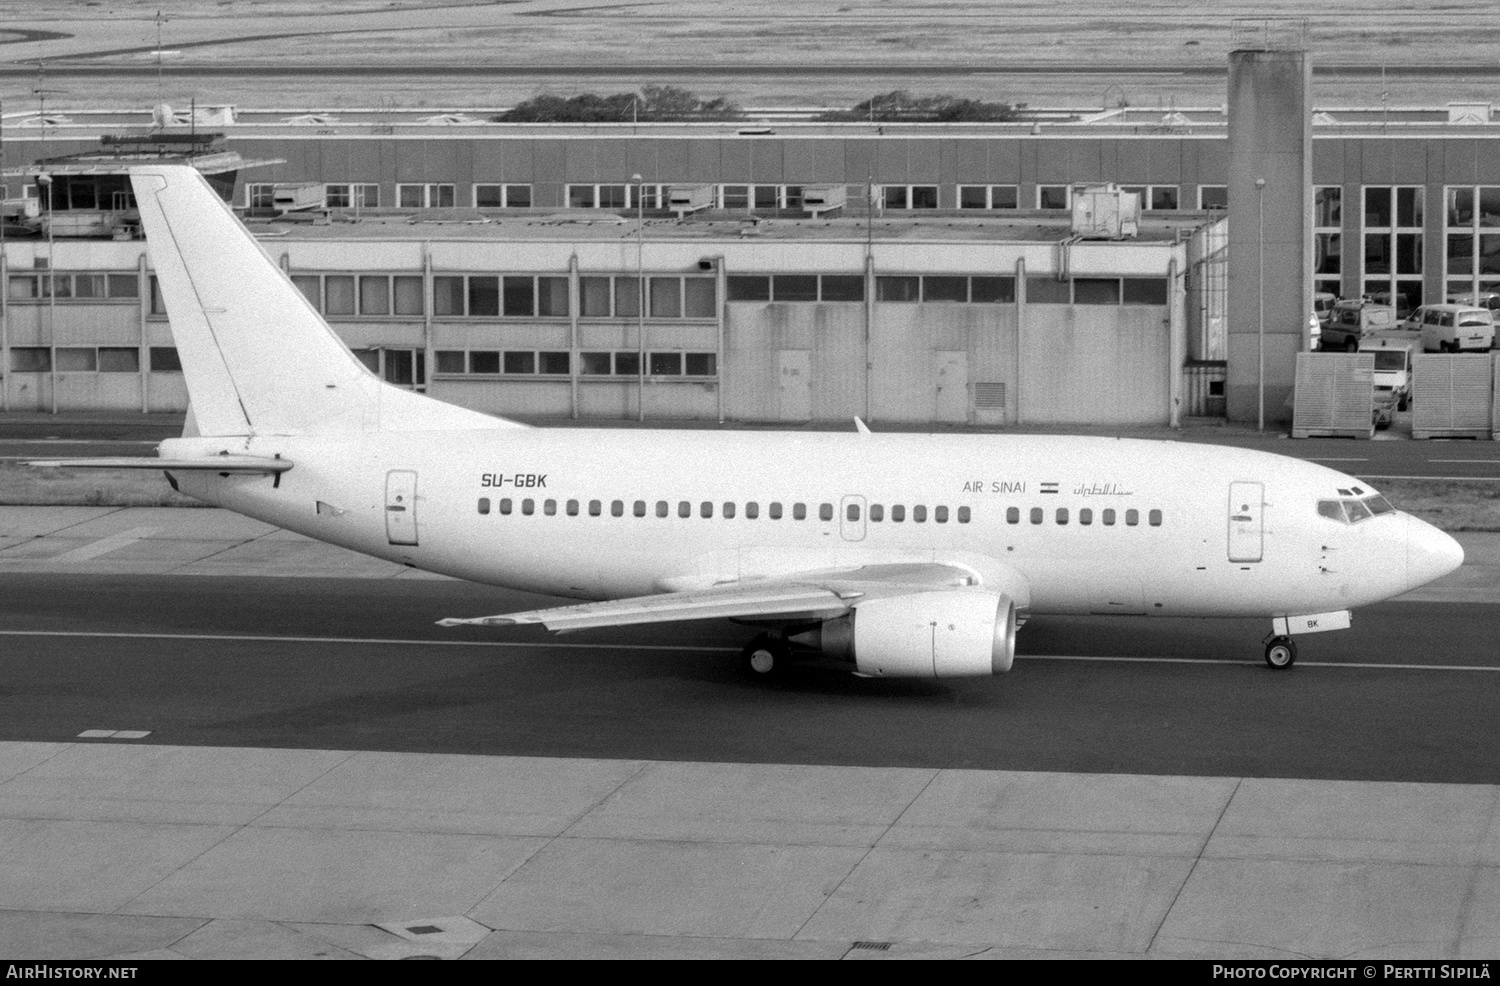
741, 634, 787, 677
1264, 635, 1297, 670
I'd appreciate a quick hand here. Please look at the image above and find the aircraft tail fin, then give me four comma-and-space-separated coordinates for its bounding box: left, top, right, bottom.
130, 165, 520, 437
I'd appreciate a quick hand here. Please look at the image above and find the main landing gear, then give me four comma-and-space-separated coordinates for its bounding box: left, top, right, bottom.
1263, 634, 1298, 670
741, 632, 789, 677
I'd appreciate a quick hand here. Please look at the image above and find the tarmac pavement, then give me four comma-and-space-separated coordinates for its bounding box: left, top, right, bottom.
0, 506, 1497, 960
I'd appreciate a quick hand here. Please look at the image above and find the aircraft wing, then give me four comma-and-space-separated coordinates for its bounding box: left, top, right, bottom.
26, 456, 293, 474
437, 561, 994, 632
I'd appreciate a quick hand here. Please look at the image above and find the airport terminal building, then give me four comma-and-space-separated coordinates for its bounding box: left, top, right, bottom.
2, 93, 1499, 425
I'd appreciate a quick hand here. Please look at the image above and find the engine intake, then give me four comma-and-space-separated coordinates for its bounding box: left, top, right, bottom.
806, 589, 1017, 678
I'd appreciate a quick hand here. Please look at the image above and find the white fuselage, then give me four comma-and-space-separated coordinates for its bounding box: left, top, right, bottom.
162, 430, 1443, 622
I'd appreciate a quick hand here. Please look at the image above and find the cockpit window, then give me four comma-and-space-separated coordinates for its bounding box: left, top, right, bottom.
1317, 495, 1395, 524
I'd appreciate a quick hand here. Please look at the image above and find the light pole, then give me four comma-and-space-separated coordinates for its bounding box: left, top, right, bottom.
38, 172, 56, 414
632, 173, 645, 422
1256, 177, 1266, 432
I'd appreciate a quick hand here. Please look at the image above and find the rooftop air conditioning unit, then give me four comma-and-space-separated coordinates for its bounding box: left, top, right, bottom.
801, 184, 848, 217
271, 183, 327, 214
666, 184, 715, 218
1070, 183, 1139, 239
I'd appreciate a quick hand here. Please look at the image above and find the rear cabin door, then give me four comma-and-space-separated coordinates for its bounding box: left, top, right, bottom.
386, 470, 419, 546
1227, 481, 1264, 563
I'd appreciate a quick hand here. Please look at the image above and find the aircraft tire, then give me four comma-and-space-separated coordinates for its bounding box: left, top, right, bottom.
1264, 636, 1297, 670
742, 634, 786, 677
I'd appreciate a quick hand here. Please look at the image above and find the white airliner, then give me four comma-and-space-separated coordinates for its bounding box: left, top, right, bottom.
35, 166, 1465, 677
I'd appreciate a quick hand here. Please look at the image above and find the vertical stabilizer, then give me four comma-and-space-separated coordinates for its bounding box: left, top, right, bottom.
130, 166, 517, 436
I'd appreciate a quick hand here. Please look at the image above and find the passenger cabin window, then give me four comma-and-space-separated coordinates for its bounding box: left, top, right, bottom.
892, 505, 906, 522
1103, 509, 1116, 525
590, 500, 602, 516
656, 501, 669, 518
819, 503, 833, 521
957, 506, 970, 523
701, 501, 713, 518
1007, 507, 1020, 524
770, 502, 783, 520
935, 506, 948, 523
1149, 509, 1162, 527
747, 502, 759, 519
1079, 508, 1092, 525
1126, 509, 1139, 526
723, 502, 736, 519
847, 503, 861, 521
1056, 508, 1068, 525
500, 498, 513, 515
914, 506, 927, 523
478, 498, 491, 515
794, 503, 807, 520
679, 501, 691, 518
870, 504, 884, 522
1030, 507, 1043, 524
611, 500, 624, 517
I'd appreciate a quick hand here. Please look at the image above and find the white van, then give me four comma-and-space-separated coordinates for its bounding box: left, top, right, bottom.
1402, 304, 1496, 353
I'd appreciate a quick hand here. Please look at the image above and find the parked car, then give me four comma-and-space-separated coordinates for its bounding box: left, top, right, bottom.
1322, 300, 1398, 351
1400, 304, 1496, 352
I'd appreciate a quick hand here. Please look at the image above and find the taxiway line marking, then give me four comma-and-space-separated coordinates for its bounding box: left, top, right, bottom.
48, 527, 159, 562
0, 630, 1496, 671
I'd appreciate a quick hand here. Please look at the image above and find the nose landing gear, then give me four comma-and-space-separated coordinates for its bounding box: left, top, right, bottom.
1263, 634, 1298, 669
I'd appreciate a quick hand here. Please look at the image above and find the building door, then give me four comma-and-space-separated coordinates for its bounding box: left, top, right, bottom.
386, 470, 419, 546
840, 494, 867, 542
778, 349, 811, 421
933, 350, 968, 423
1228, 481, 1264, 563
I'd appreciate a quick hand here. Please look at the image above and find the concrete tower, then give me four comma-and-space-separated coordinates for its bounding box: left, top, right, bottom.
1226, 31, 1312, 426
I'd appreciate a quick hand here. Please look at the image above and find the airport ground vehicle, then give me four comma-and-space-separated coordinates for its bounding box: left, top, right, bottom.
1359, 336, 1416, 427
1321, 301, 1398, 351
1400, 304, 1496, 352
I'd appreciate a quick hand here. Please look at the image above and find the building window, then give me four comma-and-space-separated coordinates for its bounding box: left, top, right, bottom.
325, 183, 379, 209
880, 185, 939, 210
397, 183, 455, 209
1120, 185, 1179, 211
1038, 185, 1071, 210
573, 275, 713, 318
7, 272, 141, 303
473, 183, 532, 208
9, 348, 51, 372
719, 184, 783, 211
1198, 185, 1228, 210
1313, 186, 1342, 301
958, 185, 1019, 210
1364, 185, 1423, 317
245, 183, 276, 210
150, 347, 182, 372
1444, 185, 1500, 303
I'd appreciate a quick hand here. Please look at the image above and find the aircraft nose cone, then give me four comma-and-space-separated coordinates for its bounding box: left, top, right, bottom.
1405, 514, 1464, 591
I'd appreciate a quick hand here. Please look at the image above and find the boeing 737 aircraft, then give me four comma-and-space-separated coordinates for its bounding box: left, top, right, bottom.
35, 166, 1465, 678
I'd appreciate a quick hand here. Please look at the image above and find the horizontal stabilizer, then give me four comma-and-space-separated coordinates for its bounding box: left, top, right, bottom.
27, 456, 293, 474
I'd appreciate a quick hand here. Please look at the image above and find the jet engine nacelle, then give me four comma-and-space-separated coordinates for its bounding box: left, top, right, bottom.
814, 589, 1017, 678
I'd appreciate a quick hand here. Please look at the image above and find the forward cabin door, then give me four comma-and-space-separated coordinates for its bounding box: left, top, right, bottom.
386, 470, 419, 546
1228, 481, 1264, 563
